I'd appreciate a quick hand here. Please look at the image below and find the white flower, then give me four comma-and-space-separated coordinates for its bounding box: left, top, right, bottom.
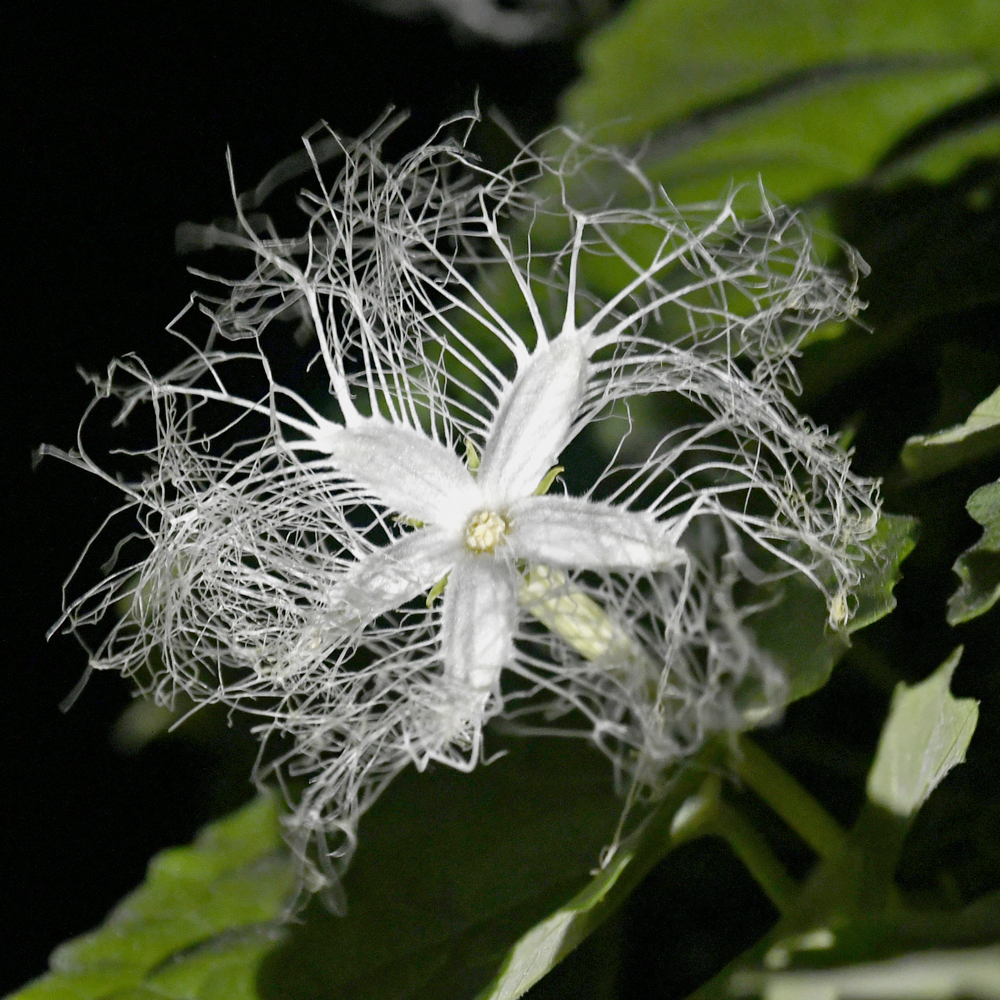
48, 114, 880, 906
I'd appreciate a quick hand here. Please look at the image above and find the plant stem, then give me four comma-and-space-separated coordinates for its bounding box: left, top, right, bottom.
734, 736, 847, 860
710, 799, 799, 914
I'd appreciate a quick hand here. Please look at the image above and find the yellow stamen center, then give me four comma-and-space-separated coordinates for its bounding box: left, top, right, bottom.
465, 510, 509, 553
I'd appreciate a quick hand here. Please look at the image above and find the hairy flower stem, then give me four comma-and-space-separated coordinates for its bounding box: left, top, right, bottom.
734, 736, 847, 860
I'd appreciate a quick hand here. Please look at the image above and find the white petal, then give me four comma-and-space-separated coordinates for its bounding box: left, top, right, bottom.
333, 528, 456, 625
508, 495, 684, 570
321, 418, 480, 525
477, 332, 589, 501
440, 556, 517, 692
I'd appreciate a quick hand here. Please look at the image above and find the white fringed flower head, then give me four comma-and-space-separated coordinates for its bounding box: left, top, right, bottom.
48, 112, 880, 908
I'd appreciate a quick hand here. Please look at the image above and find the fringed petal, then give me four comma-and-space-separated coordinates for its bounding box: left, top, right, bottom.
477, 332, 589, 501
333, 527, 456, 625
321, 418, 480, 526
508, 495, 683, 570
439, 555, 518, 693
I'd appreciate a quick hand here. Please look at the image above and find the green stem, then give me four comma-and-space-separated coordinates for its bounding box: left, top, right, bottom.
734, 736, 847, 860
670, 775, 798, 915
711, 800, 799, 915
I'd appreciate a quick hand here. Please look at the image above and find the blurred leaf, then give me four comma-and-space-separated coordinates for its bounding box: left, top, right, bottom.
753, 644, 980, 934
9, 795, 295, 1000
749, 514, 919, 703
948, 479, 1000, 624
643, 71, 992, 208
875, 118, 1000, 188
927, 345, 1000, 445
563, 0, 999, 204
902, 386, 1000, 482
110, 698, 177, 752
257, 738, 630, 1000
731, 944, 1000, 1000
763, 892, 1000, 974
799, 162, 1000, 401
691, 888, 1000, 1000
749, 571, 849, 704
867, 647, 978, 818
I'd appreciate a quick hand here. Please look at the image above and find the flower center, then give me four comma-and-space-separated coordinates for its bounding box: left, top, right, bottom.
464, 510, 509, 554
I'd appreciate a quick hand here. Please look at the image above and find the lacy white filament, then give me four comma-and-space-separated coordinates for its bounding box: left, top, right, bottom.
47, 113, 880, 907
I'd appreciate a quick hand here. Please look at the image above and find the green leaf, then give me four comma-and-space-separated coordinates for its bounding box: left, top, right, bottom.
9, 795, 296, 1000
866, 647, 979, 818
948, 479, 1000, 624
472, 754, 734, 1000
749, 571, 849, 704
902, 386, 1000, 482
850, 515, 921, 633
691, 890, 1000, 1000
10, 741, 633, 1000
874, 119, 1000, 188
256, 738, 629, 1000
472, 845, 635, 1000
748, 514, 919, 703
563, 0, 999, 204
730, 944, 1000, 1000
760, 892, 1000, 975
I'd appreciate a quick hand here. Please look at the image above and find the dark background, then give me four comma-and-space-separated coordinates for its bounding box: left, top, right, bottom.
5, 5, 578, 991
